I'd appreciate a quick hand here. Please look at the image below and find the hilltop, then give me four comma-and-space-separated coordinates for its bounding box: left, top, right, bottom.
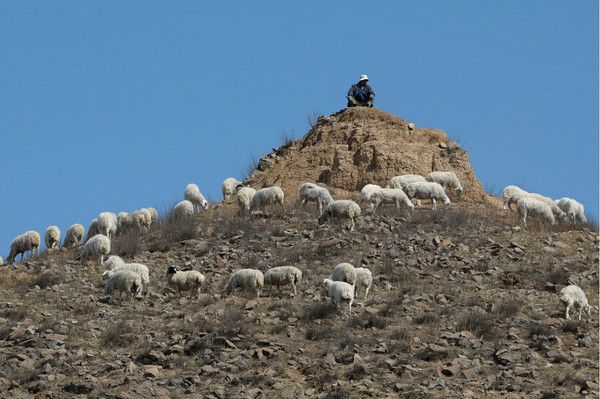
0, 108, 597, 398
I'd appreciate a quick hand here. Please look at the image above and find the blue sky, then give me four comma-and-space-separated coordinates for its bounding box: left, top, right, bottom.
0, 1, 597, 255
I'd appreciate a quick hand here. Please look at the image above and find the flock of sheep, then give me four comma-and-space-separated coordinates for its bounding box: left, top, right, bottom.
0, 172, 593, 320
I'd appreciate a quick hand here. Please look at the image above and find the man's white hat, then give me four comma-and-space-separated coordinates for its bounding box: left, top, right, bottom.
359, 74, 369, 81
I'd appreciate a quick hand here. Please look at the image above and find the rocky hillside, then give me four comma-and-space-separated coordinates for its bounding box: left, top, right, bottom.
0, 108, 597, 398
248, 107, 488, 205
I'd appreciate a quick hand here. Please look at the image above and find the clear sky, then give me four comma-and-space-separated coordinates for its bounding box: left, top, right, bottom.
0, 1, 598, 256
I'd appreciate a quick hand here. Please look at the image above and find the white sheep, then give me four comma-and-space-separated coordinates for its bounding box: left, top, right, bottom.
102, 262, 150, 297
369, 187, 414, 215
44, 226, 61, 251
79, 234, 110, 265
223, 177, 243, 201
318, 200, 361, 231
359, 184, 383, 207
323, 278, 354, 314
103, 255, 126, 271
299, 182, 334, 214
527, 193, 566, 221
6, 231, 41, 264
503, 185, 528, 210
555, 197, 587, 224
63, 224, 84, 248
236, 187, 257, 215
98, 212, 118, 238
264, 266, 303, 296
165, 265, 206, 298
105, 270, 142, 302
387, 174, 426, 189
249, 186, 285, 212
86, 218, 101, 241
560, 285, 596, 320
426, 171, 463, 193
516, 197, 556, 226
184, 183, 209, 211
225, 269, 265, 298
331, 262, 357, 286
404, 181, 451, 210
145, 207, 159, 225
354, 267, 373, 303
172, 200, 195, 219
117, 210, 151, 235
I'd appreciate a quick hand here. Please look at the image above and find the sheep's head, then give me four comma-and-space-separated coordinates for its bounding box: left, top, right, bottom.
166, 265, 178, 278
201, 199, 209, 210
584, 304, 597, 317
443, 197, 451, 206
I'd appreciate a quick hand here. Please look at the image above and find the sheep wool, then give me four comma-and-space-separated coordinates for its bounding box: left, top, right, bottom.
264, 266, 303, 296
516, 197, 556, 226
172, 200, 195, 219
369, 188, 414, 214
63, 224, 84, 248
331, 263, 357, 286
44, 226, 61, 251
225, 269, 265, 298
103, 262, 150, 296
387, 174, 426, 189
354, 267, 373, 303
426, 171, 463, 193
503, 185, 528, 210
237, 187, 257, 215
249, 186, 285, 212
80, 234, 111, 265
222, 177, 243, 200
318, 200, 362, 231
359, 184, 383, 206
555, 197, 587, 224
105, 270, 142, 302
103, 255, 126, 271
299, 182, 334, 214
7, 231, 41, 264
323, 278, 355, 314
560, 285, 595, 320
166, 266, 205, 297
185, 183, 209, 211
404, 181, 451, 210
526, 193, 566, 220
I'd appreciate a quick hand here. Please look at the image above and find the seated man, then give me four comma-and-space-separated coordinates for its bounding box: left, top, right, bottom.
347, 74, 375, 107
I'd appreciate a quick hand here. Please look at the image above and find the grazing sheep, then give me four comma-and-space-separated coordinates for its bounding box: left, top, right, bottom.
223, 177, 243, 200
145, 207, 158, 225
318, 200, 361, 231
249, 186, 285, 212
236, 187, 257, 215
6, 231, 41, 264
86, 218, 101, 241
264, 266, 303, 296
516, 197, 556, 226
560, 285, 596, 320
527, 193, 566, 221
503, 185, 528, 210
117, 209, 152, 235
299, 182, 334, 214
79, 234, 110, 265
404, 181, 451, 210
103, 255, 126, 271
63, 224, 84, 248
369, 187, 414, 215
354, 267, 373, 303
555, 198, 587, 224
165, 266, 206, 298
105, 270, 142, 302
323, 278, 355, 314
225, 269, 264, 298
359, 184, 383, 208
331, 263, 357, 286
98, 212, 118, 238
426, 171, 463, 193
44, 226, 61, 251
185, 183, 209, 211
172, 200, 195, 219
387, 174, 426, 189
103, 262, 150, 297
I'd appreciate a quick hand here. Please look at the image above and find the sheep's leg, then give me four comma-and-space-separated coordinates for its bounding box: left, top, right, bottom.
565, 304, 571, 320
348, 298, 353, 314
364, 286, 370, 303
350, 217, 355, 231
417, 199, 422, 207
292, 282, 297, 296
256, 288, 261, 299
578, 306, 583, 321
432, 198, 437, 210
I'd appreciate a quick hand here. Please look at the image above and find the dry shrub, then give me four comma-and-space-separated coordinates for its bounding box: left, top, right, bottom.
31, 272, 62, 289
493, 299, 522, 319
413, 313, 439, 325
211, 308, 247, 338
349, 313, 387, 330
101, 319, 135, 347
306, 325, 334, 341
111, 228, 142, 257
546, 268, 570, 285
303, 302, 337, 322
561, 320, 582, 334
156, 210, 197, 250
346, 363, 367, 380
2, 308, 27, 322
458, 311, 499, 341
527, 321, 552, 338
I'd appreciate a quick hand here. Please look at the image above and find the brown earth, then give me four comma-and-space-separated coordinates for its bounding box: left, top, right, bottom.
0, 108, 597, 398
248, 107, 488, 206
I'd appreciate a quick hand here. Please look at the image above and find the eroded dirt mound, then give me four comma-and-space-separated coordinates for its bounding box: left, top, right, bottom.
248, 107, 487, 204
